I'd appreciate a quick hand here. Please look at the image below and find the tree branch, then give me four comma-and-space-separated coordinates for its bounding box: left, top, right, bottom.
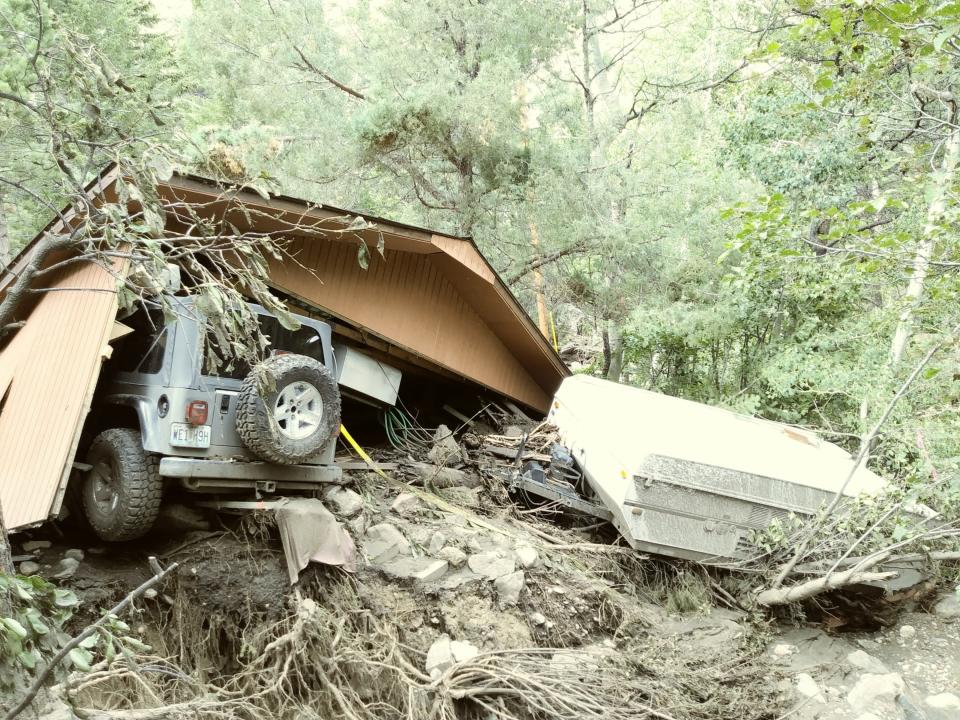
4, 558, 179, 720
291, 46, 366, 100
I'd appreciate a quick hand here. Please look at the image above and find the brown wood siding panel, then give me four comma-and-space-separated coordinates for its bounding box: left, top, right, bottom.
269, 240, 551, 410
0, 261, 120, 530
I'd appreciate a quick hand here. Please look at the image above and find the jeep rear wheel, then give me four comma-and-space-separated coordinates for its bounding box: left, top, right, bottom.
82, 428, 163, 541
236, 353, 341, 464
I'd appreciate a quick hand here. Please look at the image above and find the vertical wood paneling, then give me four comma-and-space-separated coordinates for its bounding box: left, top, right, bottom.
0, 261, 120, 530
268, 239, 552, 410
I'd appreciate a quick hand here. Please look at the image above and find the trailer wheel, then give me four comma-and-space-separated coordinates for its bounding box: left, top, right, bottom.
236, 353, 341, 464
82, 428, 163, 541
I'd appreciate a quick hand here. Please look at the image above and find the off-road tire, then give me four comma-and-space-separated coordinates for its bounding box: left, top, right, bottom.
82, 428, 163, 542
236, 353, 341, 465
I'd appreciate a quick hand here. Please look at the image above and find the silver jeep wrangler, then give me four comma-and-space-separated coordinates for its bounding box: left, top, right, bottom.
79, 296, 397, 541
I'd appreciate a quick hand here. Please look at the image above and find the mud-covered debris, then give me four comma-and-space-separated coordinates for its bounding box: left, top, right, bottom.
363, 523, 411, 563
494, 570, 524, 606
529, 611, 547, 625
346, 513, 367, 537
467, 550, 515, 580
324, 486, 364, 518
427, 424, 463, 466
18, 560, 39, 576
157, 503, 212, 532
411, 462, 479, 488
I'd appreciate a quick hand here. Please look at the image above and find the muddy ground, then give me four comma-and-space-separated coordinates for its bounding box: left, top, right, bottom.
8, 464, 960, 720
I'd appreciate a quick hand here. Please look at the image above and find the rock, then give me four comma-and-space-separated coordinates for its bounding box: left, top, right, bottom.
412, 463, 481, 489
503, 425, 524, 438
429, 531, 446, 554
86, 546, 107, 555
390, 492, 420, 516
847, 673, 905, 713
380, 558, 448, 583
428, 425, 462, 466
771, 643, 798, 657
529, 611, 547, 625
323, 487, 364, 518
899, 625, 916, 641
925, 693, 960, 710
440, 486, 481, 507
438, 546, 467, 568
64, 548, 84, 562
425, 635, 479, 679
467, 551, 515, 580
18, 560, 39, 576
51, 557, 79, 579
143, 588, 158, 600
363, 523, 411, 563
933, 590, 960, 620
795, 673, 826, 704
21, 540, 51, 553
494, 570, 525, 606
847, 650, 888, 674
514, 545, 539, 569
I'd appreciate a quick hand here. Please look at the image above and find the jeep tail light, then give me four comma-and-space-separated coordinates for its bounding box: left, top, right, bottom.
186, 400, 208, 426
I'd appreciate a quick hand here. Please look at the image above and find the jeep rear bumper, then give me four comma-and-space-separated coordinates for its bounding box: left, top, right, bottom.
159, 457, 342, 492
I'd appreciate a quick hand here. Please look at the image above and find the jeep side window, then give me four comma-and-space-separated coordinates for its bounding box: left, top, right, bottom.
113, 309, 168, 374
203, 314, 324, 379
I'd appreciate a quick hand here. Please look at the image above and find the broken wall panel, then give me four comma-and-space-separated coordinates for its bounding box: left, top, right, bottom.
0, 260, 121, 530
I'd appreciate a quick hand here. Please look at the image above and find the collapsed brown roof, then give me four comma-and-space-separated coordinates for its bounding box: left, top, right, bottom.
0, 168, 567, 530
158, 173, 568, 412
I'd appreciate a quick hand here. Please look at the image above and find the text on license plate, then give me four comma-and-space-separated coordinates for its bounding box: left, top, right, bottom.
170, 423, 212, 449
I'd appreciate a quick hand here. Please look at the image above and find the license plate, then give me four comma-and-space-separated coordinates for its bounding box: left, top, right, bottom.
170, 423, 211, 449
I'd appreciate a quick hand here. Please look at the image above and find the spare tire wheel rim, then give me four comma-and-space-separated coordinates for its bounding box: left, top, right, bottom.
274, 380, 324, 440
90, 460, 120, 513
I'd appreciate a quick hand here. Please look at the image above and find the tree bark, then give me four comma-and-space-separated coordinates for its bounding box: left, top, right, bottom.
0, 190, 10, 269
605, 320, 624, 382
890, 127, 960, 365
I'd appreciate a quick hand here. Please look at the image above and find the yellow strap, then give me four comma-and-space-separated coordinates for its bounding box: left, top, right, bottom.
549, 311, 559, 352
340, 424, 387, 478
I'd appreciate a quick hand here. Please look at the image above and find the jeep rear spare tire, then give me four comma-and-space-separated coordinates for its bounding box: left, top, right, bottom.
82, 428, 163, 541
236, 353, 341, 464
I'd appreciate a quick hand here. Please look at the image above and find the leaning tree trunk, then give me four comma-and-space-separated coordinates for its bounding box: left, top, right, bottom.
890, 127, 960, 365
